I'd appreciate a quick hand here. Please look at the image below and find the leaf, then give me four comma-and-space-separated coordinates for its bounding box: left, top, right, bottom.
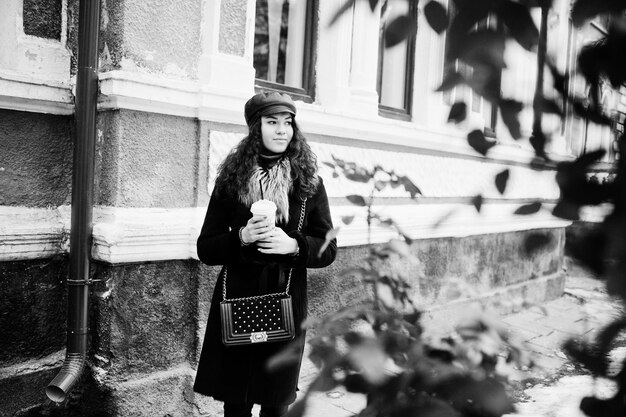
497, 0, 539, 51
384, 15, 417, 48
467, 129, 496, 156
572, 100, 612, 125
466, 68, 502, 101
328, 0, 356, 27
318, 228, 339, 258
523, 232, 552, 256
562, 338, 608, 375
514, 201, 542, 215
403, 310, 421, 325
607, 257, 626, 300
448, 101, 467, 123
541, 98, 563, 116
266, 339, 303, 371
332, 155, 346, 168
376, 281, 396, 309
398, 175, 422, 198
547, 60, 568, 96
368, 0, 378, 11
499, 99, 523, 140
471, 194, 484, 212
424, 1, 449, 34
374, 180, 387, 191
341, 215, 355, 225
580, 395, 626, 417
596, 319, 626, 354
566, 225, 606, 274
346, 195, 367, 206
445, 3, 490, 59
344, 373, 373, 394
435, 71, 465, 92
322, 161, 336, 169
344, 170, 373, 183
529, 130, 549, 159
387, 239, 411, 257
495, 169, 510, 194
460, 29, 507, 69
574, 148, 607, 167
552, 200, 581, 220
432, 207, 458, 229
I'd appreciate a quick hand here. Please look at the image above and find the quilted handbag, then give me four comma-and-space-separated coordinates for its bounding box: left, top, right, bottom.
220, 198, 306, 346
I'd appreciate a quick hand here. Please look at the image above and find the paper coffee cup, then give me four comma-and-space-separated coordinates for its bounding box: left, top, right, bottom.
250, 199, 277, 226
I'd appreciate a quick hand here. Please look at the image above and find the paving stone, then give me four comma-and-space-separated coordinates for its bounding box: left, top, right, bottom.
294, 271, 622, 417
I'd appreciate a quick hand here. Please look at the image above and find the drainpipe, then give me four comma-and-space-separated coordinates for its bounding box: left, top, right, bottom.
46, 0, 101, 403
532, 3, 549, 139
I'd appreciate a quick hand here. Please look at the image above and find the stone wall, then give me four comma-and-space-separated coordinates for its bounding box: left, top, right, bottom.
0, 226, 565, 416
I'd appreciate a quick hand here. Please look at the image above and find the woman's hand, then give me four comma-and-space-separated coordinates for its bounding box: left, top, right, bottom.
240, 216, 274, 244
256, 227, 299, 255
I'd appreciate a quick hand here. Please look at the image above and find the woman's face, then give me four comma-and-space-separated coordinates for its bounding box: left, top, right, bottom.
260, 112, 294, 154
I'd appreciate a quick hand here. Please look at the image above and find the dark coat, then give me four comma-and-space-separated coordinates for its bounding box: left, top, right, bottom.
193, 178, 337, 406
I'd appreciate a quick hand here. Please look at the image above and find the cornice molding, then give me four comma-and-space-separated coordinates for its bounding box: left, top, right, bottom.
0, 71, 74, 115
0, 204, 573, 264
0, 68, 574, 164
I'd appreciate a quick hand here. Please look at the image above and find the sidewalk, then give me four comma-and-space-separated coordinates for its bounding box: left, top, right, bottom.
296, 261, 626, 417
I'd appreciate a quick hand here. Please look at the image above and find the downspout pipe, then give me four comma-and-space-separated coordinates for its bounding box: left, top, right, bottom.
46, 0, 101, 403
532, 3, 549, 138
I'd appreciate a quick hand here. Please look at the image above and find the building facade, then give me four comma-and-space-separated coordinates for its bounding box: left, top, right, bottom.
0, 0, 620, 415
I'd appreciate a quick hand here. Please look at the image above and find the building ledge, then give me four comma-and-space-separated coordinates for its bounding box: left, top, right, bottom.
0, 204, 570, 264
0, 70, 73, 115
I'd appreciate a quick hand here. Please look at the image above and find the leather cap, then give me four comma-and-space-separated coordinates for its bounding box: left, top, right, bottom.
244, 92, 296, 126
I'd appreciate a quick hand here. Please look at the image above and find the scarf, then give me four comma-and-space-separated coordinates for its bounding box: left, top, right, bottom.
240, 156, 292, 224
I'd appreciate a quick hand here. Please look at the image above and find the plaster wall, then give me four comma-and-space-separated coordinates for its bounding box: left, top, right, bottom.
0, 259, 67, 416
96, 110, 200, 208
0, 109, 73, 207
90, 261, 199, 377
0, 259, 67, 366
219, 0, 248, 56
101, 0, 201, 77
0, 0, 71, 82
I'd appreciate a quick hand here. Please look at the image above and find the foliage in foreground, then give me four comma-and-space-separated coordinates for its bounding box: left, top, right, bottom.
286, 1, 626, 416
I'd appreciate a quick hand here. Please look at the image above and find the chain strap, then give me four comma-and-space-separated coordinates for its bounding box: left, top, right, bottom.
222, 197, 307, 302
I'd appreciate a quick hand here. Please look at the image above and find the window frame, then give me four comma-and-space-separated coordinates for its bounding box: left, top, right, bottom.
376, 0, 418, 121
442, 9, 502, 137
253, 0, 318, 103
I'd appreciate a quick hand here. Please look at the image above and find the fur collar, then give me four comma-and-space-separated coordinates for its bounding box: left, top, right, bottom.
240, 158, 292, 224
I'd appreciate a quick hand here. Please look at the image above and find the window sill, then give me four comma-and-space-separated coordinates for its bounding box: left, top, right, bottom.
378, 105, 411, 121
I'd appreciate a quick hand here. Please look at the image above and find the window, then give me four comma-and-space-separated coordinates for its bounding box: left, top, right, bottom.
23, 0, 62, 40
443, 10, 501, 137
253, 0, 317, 102
377, 0, 417, 120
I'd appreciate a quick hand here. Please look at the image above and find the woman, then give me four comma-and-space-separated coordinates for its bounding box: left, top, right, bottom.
193, 91, 337, 417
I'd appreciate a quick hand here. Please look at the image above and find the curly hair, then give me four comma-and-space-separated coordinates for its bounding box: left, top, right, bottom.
214, 118, 319, 200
